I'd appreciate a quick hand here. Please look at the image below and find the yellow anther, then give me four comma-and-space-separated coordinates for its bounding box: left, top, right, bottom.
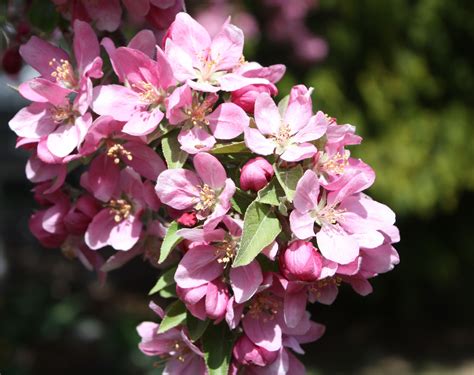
107, 199, 132, 222
194, 184, 216, 212
49, 58, 77, 89
107, 144, 133, 164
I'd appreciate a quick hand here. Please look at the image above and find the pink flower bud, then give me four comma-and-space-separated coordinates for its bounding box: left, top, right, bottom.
232, 334, 278, 366
240, 157, 274, 192
177, 211, 198, 227
231, 83, 278, 113
279, 240, 323, 282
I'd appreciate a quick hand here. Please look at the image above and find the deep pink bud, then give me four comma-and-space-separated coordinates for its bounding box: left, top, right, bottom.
177, 211, 198, 227
64, 195, 101, 235
279, 240, 323, 282
232, 334, 278, 367
2, 46, 22, 75
240, 157, 274, 192
231, 83, 278, 113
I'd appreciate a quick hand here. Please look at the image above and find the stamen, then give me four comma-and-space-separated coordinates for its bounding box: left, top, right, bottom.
131, 81, 163, 105
248, 293, 281, 322
107, 199, 132, 222
321, 151, 350, 175
194, 184, 216, 211
272, 122, 291, 146
107, 144, 133, 164
50, 105, 75, 124
49, 58, 77, 89
215, 237, 238, 265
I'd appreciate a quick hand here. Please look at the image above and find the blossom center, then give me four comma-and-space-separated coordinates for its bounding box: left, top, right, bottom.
316, 205, 345, 226
132, 81, 164, 105
49, 58, 78, 89
272, 122, 291, 148
320, 151, 349, 175
50, 105, 76, 124
308, 276, 342, 299
195, 184, 216, 211
248, 293, 281, 322
107, 198, 132, 222
107, 143, 133, 164
215, 237, 238, 264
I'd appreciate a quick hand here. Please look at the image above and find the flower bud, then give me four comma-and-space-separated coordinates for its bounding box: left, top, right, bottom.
279, 240, 322, 282
231, 83, 277, 113
240, 157, 274, 192
232, 334, 278, 367
2, 46, 22, 75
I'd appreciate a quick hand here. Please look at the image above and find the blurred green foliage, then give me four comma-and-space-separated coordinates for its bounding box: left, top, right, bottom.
273, 0, 474, 216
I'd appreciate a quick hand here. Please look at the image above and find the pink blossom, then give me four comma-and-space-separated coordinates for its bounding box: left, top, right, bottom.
290, 170, 396, 265
164, 12, 269, 92
137, 301, 207, 374
231, 83, 278, 113
244, 85, 329, 161
156, 152, 235, 229
92, 46, 174, 136
240, 157, 274, 192
83, 167, 150, 251
232, 334, 278, 367
279, 240, 323, 282
25, 153, 67, 193
165, 84, 249, 153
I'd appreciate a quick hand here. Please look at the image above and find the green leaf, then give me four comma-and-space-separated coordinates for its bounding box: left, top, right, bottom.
257, 179, 282, 206
202, 323, 234, 375
148, 266, 177, 295
231, 188, 255, 215
186, 314, 210, 342
233, 201, 281, 267
274, 164, 303, 202
159, 284, 177, 299
210, 141, 249, 154
159, 221, 182, 264
161, 133, 188, 168
157, 300, 187, 334
29, 0, 59, 33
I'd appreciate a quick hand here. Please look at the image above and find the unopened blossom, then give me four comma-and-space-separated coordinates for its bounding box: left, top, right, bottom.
245, 85, 329, 161
165, 84, 249, 153
164, 12, 269, 92
156, 152, 235, 229
279, 240, 323, 282
240, 157, 274, 192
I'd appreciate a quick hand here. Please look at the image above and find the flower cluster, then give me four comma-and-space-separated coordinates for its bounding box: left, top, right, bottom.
9, 11, 399, 374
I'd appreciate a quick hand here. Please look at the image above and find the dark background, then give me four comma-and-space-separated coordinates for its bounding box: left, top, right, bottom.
1, 0, 474, 374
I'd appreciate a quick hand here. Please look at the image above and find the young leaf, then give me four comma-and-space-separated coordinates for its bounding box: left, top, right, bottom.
148, 266, 177, 295
274, 164, 303, 202
233, 201, 281, 267
210, 141, 249, 154
277, 94, 290, 116
159, 284, 177, 299
231, 188, 255, 215
257, 179, 282, 206
159, 221, 183, 264
186, 314, 210, 342
161, 133, 188, 168
157, 300, 187, 334
202, 323, 234, 375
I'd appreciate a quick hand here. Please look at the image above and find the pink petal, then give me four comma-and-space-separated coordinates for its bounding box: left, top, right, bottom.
92, 85, 142, 121
254, 93, 281, 135
193, 152, 227, 189
217, 73, 268, 92
174, 245, 224, 288
128, 30, 157, 57
83, 154, 120, 202
284, 85, 313, 133
205, 279, 229, 320
164, 39, 197, 82
289, 210, 315, 239
122, 0, 150, 17
123, 141, 166, 181
46, 123, 80, 157
177, 127, 216, 154
9, 103, 55, 139
211, 22, 244, 71
168, 12, 211, 60
280, 143, 317, 162
122, 108, 164, 136
244, 127, 275, 156
283, 289, 307, 329
19, 36, 69, 78
156, 169, 201, 210
20, 78, 73, 106
208, 103, 249, 140
73, 20, 100, 75
230, 260, 263, 303
316, 224, 359, 265
243, 313, 282, 352
82, 0, 122, 32
293, 170, 319, 213
292, 111, 329, 143
166, 84, 192, 124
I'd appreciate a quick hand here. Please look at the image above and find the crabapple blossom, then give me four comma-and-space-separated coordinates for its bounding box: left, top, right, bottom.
240, 157, 274, 191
